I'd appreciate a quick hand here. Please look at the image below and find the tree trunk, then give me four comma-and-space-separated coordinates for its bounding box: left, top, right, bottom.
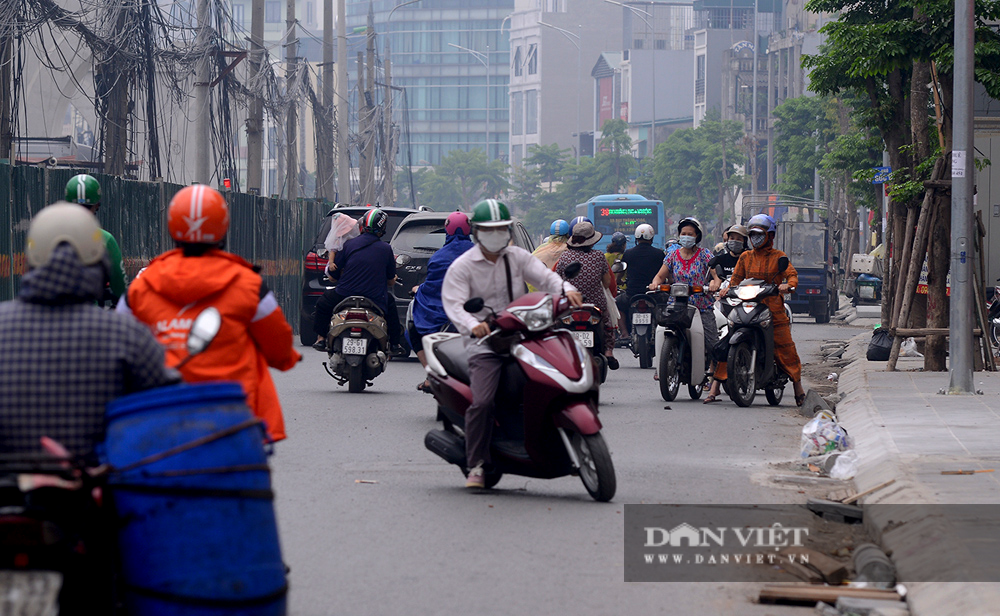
925, 69, 953, 370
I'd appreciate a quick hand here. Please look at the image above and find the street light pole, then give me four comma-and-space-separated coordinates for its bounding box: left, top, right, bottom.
448, 42, 490, 160
537, 20, 581, 162
949, 0, 975, 393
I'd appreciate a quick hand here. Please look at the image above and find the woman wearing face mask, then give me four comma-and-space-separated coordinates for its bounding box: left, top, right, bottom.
648, 217, 717, 382
707, 225, 749, 294
710, 214, 805, 406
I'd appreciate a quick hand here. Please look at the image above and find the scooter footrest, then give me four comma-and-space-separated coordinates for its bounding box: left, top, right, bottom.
493, 440, 529, 461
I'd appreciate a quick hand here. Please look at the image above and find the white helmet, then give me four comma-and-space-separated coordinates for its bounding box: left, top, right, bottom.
26, 202, 106, 268
634, 224, 654, 241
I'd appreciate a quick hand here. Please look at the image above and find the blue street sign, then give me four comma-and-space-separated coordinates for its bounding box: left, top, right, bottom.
872, 166, 891, 184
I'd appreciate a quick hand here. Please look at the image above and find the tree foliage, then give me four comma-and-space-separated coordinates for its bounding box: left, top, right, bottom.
412, 148, 510, 209
770, 96, 837, 198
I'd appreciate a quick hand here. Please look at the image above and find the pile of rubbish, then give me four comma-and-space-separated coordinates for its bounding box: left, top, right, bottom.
801, 409, 856, 480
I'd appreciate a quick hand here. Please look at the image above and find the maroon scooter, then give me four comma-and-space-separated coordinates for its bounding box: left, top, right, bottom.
422, 264, 617, 501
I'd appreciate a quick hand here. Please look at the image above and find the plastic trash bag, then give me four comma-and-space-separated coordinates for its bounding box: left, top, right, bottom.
800, 410, 852, 458
829, 449, 859, 480
324, 213, 360, 254
866, 327, 892, 361
900, 337, 923, 358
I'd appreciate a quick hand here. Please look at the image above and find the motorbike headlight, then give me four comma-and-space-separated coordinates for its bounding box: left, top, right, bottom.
509, 296, 553, 332
736, 285, 762, 301
759, 315, 772, 328
670, 283, 690, 298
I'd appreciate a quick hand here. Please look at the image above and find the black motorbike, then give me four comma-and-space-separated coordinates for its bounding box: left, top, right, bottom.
988, 277, 1000, 350
629, 294, 656, 369
558, 304, 608, 384
721, 257, 791, 407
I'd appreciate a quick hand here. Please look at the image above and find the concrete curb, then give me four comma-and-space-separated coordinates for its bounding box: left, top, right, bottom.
834, 336, 1000, 614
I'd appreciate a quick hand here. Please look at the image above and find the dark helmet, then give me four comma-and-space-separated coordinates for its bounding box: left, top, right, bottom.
609, 232, 627, 249
359, 207, 389, 237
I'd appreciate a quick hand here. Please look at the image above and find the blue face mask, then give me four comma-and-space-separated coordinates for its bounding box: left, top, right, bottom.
678, 235, 697, 249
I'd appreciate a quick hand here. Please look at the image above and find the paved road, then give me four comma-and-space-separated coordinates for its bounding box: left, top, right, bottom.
270, 316, 864, 615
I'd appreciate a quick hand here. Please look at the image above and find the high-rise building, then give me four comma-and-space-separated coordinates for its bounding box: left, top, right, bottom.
345, 0, 514, 166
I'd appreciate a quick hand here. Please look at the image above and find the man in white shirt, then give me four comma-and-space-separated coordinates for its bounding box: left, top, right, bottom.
442, 199, 582, 489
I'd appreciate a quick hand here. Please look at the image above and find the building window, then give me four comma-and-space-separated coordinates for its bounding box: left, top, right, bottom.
306, 2, 314, 24
513, 46, 523, 77
526, 90, 538, 135
511, 91, 523, 136
511, 144, 523, 168
634, 39, 644, 49
695, 55, 706, 104
265, 1, 280, 23
233, 3, 244, 27
655, 39, 666, 50
527, 44, 538, 75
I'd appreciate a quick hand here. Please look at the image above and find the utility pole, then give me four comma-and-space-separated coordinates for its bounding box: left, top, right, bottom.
0, 33, 12, 162
285, 0, 298, 200
318, 0, 335, 200
751, 0, 758, 198
194, 0, 211, 184
357, 51, 369, 204
101, 5, 130, 177
383, 39, 395, 206
361, 10, 377, 206
246, 0, 265, 193
949, 0, 975, 393
336, 0, 350, 203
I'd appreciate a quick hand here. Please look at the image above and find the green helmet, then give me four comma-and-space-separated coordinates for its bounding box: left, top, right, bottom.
470, 199, 512, 228
66, 174, 101, 207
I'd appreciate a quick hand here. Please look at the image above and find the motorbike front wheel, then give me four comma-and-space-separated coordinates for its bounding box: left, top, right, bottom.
688, 377, 704, 400
571, 431, 616, 502
990, 310, 1000, 350
658, 337, 680, 402
727, 340, 756, 407
348, 363, 366, 393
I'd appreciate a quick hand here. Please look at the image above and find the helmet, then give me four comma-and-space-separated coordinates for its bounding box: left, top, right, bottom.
445, 211, 471, 236
747, 214, 776, 234
65, 174, 101, 208
26, 202, 106, 267
570, 215, 592, 231
609, 232, 627, 248
635, 224, 654, 241
167, 185, 230, 243
676, 216, 703, 244
470, 199, 512, 228
726, 224, 749, 239
549, 219, 570, 237
359, 207, 389, 237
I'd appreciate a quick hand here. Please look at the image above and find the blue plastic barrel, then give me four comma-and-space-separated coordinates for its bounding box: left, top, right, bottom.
100, 382, 286, 616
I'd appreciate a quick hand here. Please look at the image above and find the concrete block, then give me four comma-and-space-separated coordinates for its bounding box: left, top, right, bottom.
836, 596, 910, 615
855, 305, 882, 319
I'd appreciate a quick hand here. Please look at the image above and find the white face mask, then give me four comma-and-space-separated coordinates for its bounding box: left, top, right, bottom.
678, 235, 697, 249
477, 228, 510, 253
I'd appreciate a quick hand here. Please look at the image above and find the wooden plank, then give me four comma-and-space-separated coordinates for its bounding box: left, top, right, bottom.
779, 547, 849, 585
842, 478, 896, 504
759, 585, 902, 606
893, 327, 982, 336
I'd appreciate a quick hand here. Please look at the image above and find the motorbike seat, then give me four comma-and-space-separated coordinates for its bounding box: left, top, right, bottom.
333, 296, 385, 317
434, 336, 470, 383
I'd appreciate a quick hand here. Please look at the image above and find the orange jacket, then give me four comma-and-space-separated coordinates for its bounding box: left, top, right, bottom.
123, 249, 301, 441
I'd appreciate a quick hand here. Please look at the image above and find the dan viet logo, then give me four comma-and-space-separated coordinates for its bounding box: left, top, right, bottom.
641, 523, 810, 566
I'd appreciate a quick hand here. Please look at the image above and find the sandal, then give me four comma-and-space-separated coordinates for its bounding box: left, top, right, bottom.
703, 394, 719, 404
417, 381, 433, 394
795, 393, 806, 406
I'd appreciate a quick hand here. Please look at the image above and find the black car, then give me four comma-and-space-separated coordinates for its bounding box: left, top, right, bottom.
300, 205, 417, 346
390, 211, 536, 354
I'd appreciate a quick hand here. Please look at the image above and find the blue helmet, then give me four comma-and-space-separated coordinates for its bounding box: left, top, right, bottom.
569, 216, 592, 234
747, 213, 776, 234
549, 219, 570, 237
609, 231, 627, 247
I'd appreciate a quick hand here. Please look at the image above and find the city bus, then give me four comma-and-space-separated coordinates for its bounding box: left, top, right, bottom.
574, 194, 666, 252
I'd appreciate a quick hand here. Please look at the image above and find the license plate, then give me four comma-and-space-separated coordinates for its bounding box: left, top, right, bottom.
342, 338, 368, 355
632, 312, 651, 325
0, 570, 62, 616
572, 331, 594, 348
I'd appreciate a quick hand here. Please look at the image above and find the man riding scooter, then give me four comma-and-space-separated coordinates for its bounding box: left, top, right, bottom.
614, 224, 665, 341
441, 199, 582, 489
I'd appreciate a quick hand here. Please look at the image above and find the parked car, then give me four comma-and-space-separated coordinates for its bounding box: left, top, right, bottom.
300, 205, 416, 346
390, 211, 536, 355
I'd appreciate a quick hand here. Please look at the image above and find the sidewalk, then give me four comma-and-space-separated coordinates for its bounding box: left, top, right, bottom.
835, 335, 1000, 615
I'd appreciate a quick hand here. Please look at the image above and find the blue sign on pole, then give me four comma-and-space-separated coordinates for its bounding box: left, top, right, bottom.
872, 166, 892, 184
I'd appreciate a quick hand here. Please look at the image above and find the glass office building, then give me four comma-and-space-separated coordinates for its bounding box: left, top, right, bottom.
347, 0, 514, 165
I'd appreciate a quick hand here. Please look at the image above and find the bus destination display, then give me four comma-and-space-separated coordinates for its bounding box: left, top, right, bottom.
592, 206, 659, 237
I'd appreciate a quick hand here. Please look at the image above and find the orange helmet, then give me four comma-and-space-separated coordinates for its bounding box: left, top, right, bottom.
167, 185, 230, 243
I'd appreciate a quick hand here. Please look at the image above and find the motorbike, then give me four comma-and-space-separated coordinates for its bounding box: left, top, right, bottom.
987, 278, 1000, 350
422, 263, 617, 502
721, 257, 792, 407
629, 294, 656, 369
323, 296, 390, 393
652, 283, 711, 402
557, 304, 608, 384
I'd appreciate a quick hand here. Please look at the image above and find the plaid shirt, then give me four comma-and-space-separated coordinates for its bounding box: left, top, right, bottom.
0, 244, 179, 458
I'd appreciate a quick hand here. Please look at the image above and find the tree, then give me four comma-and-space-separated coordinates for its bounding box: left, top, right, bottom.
524, 143, 570, 191
771, 96, 836, 198
598, 119, 635, 192
413, 148, 511, 209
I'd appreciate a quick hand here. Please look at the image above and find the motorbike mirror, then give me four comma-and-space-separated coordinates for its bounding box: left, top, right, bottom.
563, 262, 582, 280
187, 307, 222, 357
777, 256, 789, 273
611, 261, 626, 274
463, 298, 485, 313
